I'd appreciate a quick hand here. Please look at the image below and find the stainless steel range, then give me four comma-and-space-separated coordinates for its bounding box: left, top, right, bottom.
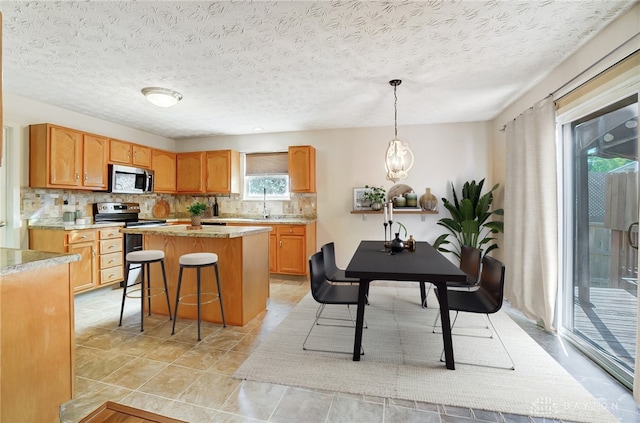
93, 202, 167, 285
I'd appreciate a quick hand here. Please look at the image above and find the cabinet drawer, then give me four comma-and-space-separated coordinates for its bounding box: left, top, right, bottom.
100, 238, 123, 254
67, 230, 96, 244
277, 225, 305, 235
99, 227, 122, 239
100, 251, 123, 269
100, 266, 123, 284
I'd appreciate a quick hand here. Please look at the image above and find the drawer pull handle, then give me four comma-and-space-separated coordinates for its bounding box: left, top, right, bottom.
80, 235, 86, 239
108, 259, 114, 264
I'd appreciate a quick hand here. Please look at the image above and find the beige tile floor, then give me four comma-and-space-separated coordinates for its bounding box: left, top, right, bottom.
61, 277, 635, 423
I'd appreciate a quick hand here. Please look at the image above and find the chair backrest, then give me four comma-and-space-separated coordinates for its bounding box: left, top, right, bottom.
320, 242, 340, 279
460, 245, 482, 284
308, 251, 329, 303
478, 255, 506, 314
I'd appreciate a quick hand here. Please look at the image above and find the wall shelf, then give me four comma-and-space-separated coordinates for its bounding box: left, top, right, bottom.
351, 209, 438, 222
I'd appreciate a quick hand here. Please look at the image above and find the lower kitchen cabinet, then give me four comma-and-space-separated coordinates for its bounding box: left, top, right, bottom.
229, 222, 316, 276
29, 225, 123, 293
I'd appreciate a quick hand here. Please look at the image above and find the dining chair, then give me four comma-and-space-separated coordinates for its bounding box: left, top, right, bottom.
435, 255, 515, 370
422, 244, 481, 308
303, 251, 365, 354
321, 242, 360, 283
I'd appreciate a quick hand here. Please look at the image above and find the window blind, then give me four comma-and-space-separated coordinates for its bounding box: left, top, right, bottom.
245, 152, 288, 175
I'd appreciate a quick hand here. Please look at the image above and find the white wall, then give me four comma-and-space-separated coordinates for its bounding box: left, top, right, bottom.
178, 121, 492, 267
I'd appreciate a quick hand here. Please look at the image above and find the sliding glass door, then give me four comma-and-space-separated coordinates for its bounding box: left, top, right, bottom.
561, 95, 638, 387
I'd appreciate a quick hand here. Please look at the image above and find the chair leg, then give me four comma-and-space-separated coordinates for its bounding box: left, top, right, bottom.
171, 266, 184, 335
302, 304, 365, 355
213, 263, 226, 327
486, 315, 515, 370
119, 263, 130, 326
196, 267, 202, 341
140, 263, 146, 332
160, 260, 172, 320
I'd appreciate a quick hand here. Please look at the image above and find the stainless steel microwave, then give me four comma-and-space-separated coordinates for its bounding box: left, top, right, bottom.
108, 164, 154, 194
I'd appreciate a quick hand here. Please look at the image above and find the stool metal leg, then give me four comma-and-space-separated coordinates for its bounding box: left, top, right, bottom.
214, 263, 226, 327
119, 263, 130, 326
146, 263, 152, 317
140, 263, 146, 332
172, 266, 184, 335
196, 267, 202, 341
160, 260, 172, 320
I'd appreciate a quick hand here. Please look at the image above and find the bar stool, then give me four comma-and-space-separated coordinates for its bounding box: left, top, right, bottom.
119, 250, 172, 332
171, 252, 226, 341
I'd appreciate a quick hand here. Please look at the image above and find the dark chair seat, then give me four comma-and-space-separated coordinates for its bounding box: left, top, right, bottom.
314, 281, 360, 305
422, 245, 481, 307
321, 242, 360, 283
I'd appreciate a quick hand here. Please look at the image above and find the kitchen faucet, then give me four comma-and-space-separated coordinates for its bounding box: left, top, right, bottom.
263, 188, 270, 219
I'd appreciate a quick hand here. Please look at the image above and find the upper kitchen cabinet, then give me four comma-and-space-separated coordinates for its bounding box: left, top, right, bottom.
152, 149, 177, 193
176, 151, 206, 193
29, 123, 108, 190
109, 138, 152, 168
205, 150, 240, 194
289, 145, 316, 193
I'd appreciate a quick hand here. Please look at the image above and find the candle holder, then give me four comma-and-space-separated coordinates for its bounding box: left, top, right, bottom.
381, 221, 389, 251
387, 220, 395, 255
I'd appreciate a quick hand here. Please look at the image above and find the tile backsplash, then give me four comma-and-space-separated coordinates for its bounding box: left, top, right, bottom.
22, 188, 317, 224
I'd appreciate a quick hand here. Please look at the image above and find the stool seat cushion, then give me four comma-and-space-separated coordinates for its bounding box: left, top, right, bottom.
179, 252, 218, 266
126, 250, 165, 262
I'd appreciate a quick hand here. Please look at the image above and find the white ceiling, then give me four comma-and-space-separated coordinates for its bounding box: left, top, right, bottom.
0, 1, 635, 140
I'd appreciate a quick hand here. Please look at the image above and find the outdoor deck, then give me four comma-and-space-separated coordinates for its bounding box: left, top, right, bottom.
574, 286, 637, 370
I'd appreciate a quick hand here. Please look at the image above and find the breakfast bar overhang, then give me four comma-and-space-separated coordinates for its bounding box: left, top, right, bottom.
120, 225, 271, 326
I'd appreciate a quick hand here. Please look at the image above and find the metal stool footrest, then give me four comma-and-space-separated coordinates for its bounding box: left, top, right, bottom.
177, 292, 221, 306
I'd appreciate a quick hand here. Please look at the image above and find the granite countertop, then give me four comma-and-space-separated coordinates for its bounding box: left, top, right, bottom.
28, 222, 125, 230
1, 247, 81, 276
120, 224, 272, 238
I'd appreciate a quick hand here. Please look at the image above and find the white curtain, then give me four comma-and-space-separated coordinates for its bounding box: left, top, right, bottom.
504, 96, 558, 332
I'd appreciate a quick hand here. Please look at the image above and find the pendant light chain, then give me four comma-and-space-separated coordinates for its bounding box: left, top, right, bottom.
394, 84, 398, 138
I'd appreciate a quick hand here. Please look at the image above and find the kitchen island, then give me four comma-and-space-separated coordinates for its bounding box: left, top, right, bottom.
120, 225, 271, 326
1, 247, 80, 423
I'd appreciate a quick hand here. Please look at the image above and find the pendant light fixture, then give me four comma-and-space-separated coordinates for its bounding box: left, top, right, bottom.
384, 79, 414, 182
141, 87, 183, 108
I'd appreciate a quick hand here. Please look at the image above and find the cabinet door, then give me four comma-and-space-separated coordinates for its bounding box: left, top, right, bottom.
68, 241, 96, 292
176, 152, 205, 193
278, 234, 306, 274
152, 149, 177, 193
109, 139, 131, 164
132, 144, 151, 168
83, 134, 108, 189
269, 232, 277, 273
205, 150, 239, 193
49, 126, 83, 187
289, 145, 316, 193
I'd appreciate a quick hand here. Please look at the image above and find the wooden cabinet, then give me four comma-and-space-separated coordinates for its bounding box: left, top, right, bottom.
289, 145, 316, 193
152, 149, 177, 193
176, 151, 206, 193
109, 139, 152, 168
29, 123, 108, 190
29, 226, 124, 294
227, 222, 316, 275
176, 150, 240, 194
1, 260, 74, 423
98, 227, 124, 285
205, 150, 240, 194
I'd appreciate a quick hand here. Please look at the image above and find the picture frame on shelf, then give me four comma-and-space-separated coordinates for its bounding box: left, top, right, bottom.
353, 187, 372, 210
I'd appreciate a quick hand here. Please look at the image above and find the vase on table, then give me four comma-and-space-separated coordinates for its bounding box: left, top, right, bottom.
419, 188, 438, 211
390, 233, 405, 253
191, 215, 202, 226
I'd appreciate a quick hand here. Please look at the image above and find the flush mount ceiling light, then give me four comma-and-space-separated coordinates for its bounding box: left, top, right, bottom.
384, 79, 414, 182
141, 87, 183, 108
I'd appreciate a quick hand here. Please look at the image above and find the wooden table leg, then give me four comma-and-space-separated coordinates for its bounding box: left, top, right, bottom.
353, 280, 370, 361
436, 283, 456, 370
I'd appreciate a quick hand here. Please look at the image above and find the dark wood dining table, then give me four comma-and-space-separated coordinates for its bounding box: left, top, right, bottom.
345, 240, 467, 370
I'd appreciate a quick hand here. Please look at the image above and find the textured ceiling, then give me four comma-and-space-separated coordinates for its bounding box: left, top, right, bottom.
0, 1, 636, 140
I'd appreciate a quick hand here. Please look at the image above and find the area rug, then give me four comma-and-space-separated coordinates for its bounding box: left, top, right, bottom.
234, 285, 616, 422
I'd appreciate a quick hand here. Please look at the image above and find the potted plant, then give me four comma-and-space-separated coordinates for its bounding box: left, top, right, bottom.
433, 179, 504, 258
187, 202, 207, 226
363, 185, 386, 210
